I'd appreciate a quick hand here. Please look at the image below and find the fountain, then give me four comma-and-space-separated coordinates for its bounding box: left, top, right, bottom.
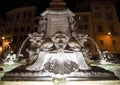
1, 0, 119, 81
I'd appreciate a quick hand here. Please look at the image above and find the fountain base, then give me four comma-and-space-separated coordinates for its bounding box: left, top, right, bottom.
1, 66, 119, 81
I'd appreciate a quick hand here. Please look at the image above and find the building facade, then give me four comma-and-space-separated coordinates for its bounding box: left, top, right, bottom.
6, 6, 38, 52
0, 19, 6, 44
75, 0, 120, 54
75, 12, 97, 53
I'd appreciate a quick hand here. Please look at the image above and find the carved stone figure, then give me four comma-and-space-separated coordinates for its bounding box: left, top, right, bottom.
40, 39, 54, 51
4, 50, 16, 65
68, 40, 80, 51
39, 18, 47, 33
51, 31, 69, 52
72, 31, 88, 47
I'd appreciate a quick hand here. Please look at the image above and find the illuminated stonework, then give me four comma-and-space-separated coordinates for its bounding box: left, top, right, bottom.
1, 0, 119, 81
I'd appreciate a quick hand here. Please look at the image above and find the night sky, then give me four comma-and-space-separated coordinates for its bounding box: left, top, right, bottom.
0, 0, 120, 20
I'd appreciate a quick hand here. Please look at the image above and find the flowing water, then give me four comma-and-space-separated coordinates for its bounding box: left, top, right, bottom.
87, 37, 102, 57
17, 37, 29, 57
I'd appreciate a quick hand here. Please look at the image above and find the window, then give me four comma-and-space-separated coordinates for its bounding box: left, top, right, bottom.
112, 40, 116, 45
13, 36, 17, 43
97, 24, 103, 32
82, 15, 88, 22
0, 41, 2, 46
94, 6, 100, 10
20, 36, 23, 41
100, 40, 104, 45
84, 25, 88, 29
94, 12, 101, 18
106, 12, 113, 20
28, 12, 31, 17
17, 13, 19, 19
11, 16, 13, 21
8, 16, 10, 21
109, 25, 115, 32
34, 19, 39, 25
105, 6, 111, 10
79, 25, 83, 29
27, 26, 30, 31
24, 35, 27, 40
14, 27, 18, 33
21, 27, 25, 32
78, 25, 89, 30
23, 12, 26, 18
7, 29, 11, 34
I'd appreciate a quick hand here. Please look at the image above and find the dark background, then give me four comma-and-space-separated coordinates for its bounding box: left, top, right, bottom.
0, 0, 120, 20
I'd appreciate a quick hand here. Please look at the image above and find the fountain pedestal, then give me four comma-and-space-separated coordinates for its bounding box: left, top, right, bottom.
1, 0, 119, 81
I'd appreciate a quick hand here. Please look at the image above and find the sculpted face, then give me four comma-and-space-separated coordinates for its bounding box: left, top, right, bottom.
51, 32, 69, 50
54, 35, 67, 49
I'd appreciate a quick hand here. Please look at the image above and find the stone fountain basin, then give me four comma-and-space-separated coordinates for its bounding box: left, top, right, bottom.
1, 65, 119, 81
